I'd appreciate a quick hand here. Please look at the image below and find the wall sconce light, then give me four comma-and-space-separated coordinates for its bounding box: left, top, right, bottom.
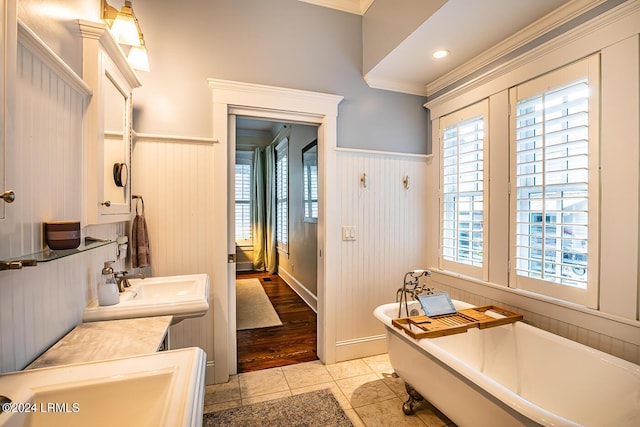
101, 0, 150, 71
127, 34, 150, 72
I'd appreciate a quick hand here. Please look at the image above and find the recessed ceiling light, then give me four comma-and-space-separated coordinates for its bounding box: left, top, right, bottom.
433, 49, 449, 59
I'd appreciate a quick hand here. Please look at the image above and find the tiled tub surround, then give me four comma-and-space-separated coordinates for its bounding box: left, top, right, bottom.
204, 355, 455, 427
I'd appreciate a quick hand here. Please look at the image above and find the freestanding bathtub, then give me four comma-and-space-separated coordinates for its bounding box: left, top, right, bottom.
374, 300, 640, 427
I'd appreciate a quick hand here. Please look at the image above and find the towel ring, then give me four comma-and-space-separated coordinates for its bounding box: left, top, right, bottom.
133, 195, 145, 216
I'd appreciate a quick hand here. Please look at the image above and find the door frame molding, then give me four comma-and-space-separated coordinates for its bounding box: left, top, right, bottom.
208, 79, 343, 383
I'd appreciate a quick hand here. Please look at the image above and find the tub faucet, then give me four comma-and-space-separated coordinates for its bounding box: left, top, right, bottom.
114, 271, 145, 292
396, 269, 432, 318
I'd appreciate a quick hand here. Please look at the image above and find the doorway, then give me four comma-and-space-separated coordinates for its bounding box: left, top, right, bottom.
209, 78, 343, 383
234, 118, 319, 372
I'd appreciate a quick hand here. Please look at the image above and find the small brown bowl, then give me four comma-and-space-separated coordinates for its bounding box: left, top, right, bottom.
45, 221, 81, 250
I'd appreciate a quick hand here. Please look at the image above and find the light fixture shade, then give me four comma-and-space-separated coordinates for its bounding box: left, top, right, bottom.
111, 13, 140, 46
128, 44, 150, 72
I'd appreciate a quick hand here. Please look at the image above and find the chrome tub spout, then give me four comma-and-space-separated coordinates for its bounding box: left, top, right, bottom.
396, 269, 432, 318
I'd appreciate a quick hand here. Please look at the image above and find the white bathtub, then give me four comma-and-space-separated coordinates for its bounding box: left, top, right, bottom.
374, 300, 640, 427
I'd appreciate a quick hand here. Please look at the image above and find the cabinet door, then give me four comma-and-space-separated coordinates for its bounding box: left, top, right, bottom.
100, 59, 132, 216
79, 20, 140, 225
0, 0, 16, 219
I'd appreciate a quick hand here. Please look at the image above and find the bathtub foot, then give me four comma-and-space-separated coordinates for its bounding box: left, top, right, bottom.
402, 383, 424, 415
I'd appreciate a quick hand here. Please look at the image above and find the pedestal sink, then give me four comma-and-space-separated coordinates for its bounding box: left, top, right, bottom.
0, 347, 206, 427
83, 274, 209, 325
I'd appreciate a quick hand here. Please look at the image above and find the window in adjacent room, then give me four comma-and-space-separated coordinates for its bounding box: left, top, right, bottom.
302, 140, 318, 223
509, 55, 599, 308
439, 100, 489, 280
235, 151, 253, 246
275, 138, 289, 253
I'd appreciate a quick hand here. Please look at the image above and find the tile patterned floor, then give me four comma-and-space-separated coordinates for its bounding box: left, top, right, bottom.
204, 354, 456, 427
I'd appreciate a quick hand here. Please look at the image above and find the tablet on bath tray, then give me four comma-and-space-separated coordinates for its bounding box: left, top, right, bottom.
418, 293, 457, 317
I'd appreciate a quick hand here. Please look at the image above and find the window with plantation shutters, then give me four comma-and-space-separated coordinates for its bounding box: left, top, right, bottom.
303, 142, 318, 223
235, 152, 253, 244
510, 55, 599, 308
275, 139, 289, 252
440, 100, 489, 280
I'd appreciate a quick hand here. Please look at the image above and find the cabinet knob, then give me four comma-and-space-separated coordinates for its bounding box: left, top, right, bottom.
101, 200, 111, 207
1, 190, 15, 203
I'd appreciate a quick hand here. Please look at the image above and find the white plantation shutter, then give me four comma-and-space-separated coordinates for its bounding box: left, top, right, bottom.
510, 55, 599, 308
303, 161, 318, 221
440, 100, 488, 280
275, 139, 288, 252
235, 155, 252, 243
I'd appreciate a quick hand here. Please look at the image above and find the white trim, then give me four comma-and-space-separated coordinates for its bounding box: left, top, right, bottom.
430, 269, 640, 346
17, 20, 92, 97
335, 334, 387, 361
77, 19, 141, 89
279, 267, 318, 313
133, 131, 218, 145
425, 0, 639, 116
364, 74, 427, 97
297, 0, 372, 15
335, 147, 432, 160
209, 79, 342, 383
425, 0, 610, 97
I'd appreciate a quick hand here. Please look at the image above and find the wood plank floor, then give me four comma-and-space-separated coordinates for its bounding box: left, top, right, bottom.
236, 271, 317, 373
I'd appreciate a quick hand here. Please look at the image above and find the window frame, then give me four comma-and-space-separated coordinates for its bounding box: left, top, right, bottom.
439, 99, 490, 281
235, 150, 253, 246
275, 138, 289, 253
302, 140, 318, 223
508, 55, 600, 308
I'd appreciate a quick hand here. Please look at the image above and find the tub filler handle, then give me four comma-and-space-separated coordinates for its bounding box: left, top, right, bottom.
396, 269, 432, 318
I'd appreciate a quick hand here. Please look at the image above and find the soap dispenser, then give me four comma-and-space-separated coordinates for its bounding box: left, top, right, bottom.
98, 261, 119, 306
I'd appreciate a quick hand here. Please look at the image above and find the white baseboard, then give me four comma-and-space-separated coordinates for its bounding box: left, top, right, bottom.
205, 361, 217, 385
335, 334, 388, 362
278, 267, 318, 312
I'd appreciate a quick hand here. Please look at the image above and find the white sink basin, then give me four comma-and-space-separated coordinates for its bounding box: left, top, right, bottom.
83, 274, 209, 325
0, 347, 206, 427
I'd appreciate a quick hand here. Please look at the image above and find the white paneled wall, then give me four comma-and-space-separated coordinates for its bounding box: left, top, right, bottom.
431, 279, 640, 364
0, 39, 86, 260
0, 243, 118, 371
0, 28, 124, 372
132, 136, 215, 381
334, 149, 428, 360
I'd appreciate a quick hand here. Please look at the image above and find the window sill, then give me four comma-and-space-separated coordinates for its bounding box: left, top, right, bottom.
429, 268, 640, 345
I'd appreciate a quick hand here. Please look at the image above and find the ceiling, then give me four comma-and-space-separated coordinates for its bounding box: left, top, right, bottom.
300, 0, 575, 96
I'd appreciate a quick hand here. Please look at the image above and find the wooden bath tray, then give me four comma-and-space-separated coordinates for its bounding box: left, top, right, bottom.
392, 305, 523, 339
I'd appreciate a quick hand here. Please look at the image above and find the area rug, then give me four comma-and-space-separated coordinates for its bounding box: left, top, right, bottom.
236, 278, 283, 330
203, 389, 353, 427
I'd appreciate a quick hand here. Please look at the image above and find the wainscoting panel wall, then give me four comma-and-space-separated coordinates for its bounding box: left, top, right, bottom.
334, 149, 429, 360
0, 243, 119, 372
0, 34, 86, 260
0, 26, 123, 372
131, 135, 216, 382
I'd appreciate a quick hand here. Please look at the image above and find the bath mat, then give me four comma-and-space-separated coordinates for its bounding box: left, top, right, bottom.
203, 389, 353, 427
236, 278, 283, 330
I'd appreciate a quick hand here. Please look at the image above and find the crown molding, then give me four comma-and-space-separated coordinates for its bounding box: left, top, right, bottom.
424, 0, 639, 112
78, 19, 141, 89
364, 74, 427, 97
298, 0, 373, 15
425, 0, 610, 97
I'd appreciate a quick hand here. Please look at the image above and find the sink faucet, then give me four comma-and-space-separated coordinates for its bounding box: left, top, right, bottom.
114, 271, 145, 292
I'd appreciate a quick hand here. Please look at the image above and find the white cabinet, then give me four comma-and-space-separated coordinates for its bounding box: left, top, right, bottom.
0, 0, 16, 219
79, 20, 141, 224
